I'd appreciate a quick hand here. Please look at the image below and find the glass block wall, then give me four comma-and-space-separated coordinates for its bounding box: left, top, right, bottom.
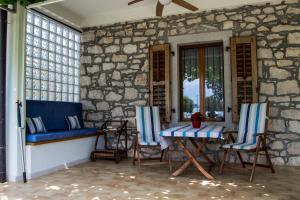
25, 10, 81, 102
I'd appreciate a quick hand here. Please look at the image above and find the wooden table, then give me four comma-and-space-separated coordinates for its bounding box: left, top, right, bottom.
160, 124, 225, 180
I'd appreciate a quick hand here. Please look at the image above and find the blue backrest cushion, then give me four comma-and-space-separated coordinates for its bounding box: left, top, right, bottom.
26, 100, 84, 132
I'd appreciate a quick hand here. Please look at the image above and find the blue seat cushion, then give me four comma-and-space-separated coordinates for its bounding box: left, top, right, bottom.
26, 128, 98, 143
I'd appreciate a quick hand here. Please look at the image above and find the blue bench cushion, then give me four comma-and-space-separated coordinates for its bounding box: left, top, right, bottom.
26, 128, 98, 143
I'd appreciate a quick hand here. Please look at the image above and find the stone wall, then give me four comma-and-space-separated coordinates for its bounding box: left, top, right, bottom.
80, 0, 300, 165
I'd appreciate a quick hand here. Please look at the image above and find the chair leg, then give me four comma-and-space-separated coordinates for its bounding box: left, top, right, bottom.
219, 148, 229, 174
236, 150, 246, 168
263, 141, 275, 174
137, 145, 141, 169
167, 147, 172, 172
132, 140, 137, 166
250, 138, 261, 182
160, 149, 165, 162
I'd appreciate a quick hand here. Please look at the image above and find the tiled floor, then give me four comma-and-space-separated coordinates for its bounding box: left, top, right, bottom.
0, 160, 299, 200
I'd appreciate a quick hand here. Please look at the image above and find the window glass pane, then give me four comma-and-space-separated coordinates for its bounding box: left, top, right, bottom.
25, 10, 80, 102
205, 46, 224, 121
181, 48, 200, 119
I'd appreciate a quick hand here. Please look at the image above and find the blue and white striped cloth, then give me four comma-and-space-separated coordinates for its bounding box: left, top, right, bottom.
222, 103, 267, 150
136, 106, 162, 146
160, 124, 225, 139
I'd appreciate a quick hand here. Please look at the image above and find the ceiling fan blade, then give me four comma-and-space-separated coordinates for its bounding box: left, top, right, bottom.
128, 0, 144, 5
172, 0, 198, 11
156, 1, 164, 16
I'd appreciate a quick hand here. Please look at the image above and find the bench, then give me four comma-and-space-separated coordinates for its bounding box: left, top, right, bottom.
26, 100, 98, 144
25, 100, 101, 180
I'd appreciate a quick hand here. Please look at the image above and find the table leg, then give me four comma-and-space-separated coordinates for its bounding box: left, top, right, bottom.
189, 138, 215, 167
172, 138, 215, 180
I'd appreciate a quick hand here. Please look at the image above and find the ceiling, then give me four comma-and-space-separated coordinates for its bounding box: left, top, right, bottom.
36, 0, 279, 29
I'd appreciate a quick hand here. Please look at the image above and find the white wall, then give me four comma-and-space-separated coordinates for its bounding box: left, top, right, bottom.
5, 4, 26, 182
168, 31, 233, 128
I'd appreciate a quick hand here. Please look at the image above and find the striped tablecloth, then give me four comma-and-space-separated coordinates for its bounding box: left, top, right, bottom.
160, 124, 225, 139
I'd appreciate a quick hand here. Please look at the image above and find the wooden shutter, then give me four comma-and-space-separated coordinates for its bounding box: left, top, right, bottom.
149, 43, 171, 123
231, 36, 258, 123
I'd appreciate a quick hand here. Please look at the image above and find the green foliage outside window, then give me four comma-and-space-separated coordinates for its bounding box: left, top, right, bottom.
183, 96, 194, 114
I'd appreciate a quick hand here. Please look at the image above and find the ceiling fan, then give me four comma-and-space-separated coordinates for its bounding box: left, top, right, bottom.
128, 0, 198, 17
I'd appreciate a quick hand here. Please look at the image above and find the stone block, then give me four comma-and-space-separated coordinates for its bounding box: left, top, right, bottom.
257, 48, 273, 59
81, 76, 91, 86
87, 65, 100, 74
112, 54, 127, 62
88, 90, 103, 99
288, 120, 300, 133
105, 45, 120, 53
269, 67, 291, 79
134, 74, 147, 86
123, 44, 137, 54
269, 119, 286, 132
281, 109, 300, 120
111, 107, 124, 117
260, 82, 275, 95
124, 88, 138, 100
277, 80, 299, 95
286, 47, 300, 57
87, 45, 103, 54
287, 32, 300, 44
106, 91, 122, 101
96, 102, 110, 111
103, 63, 115, 71
287, 142, 300, 155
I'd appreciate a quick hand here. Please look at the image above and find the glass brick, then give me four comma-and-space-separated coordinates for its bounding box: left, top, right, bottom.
26, 24, 33, 34
33, 69, 40, 79
49, 82, 55, 91
41, 60, 48, 70
55, 54, 62, 63
63, 47, 68, 56
27, 12, 33, 23
68, 94, 74, 102
62, 74, 68, 83
26, 67, 32, 78
62, 93, 68, 101
68, 67, 74, 75
56, 93, 62, 101
56, 73, 62, 83
42, 30, 49, 40
49, 42, 55, 52
42, 40, 48, 49
33, 58, 40, 68
49, 62, 55, 72
49, 92, 55, 101
41, 70, 48, 81
74, 61, 80, 68
74, 69, 79, 76
42, 19, 49, 29
56, 83, 62, 92
33, 79, 40, 89
49, 72, 55, 81
63, 38, 68, 47
26, 89, 32, 100
74, 43, 79, 51
34, 27, 41, 37
41, 81, 48, 90
74, 77, 79, 85
56, 25, 62, 35
74, 34, 80, 42
74, 51, 80, 60
69, 58, 74, 67
62, 57, 68, 65
26, 34, 33, 45
34, 15, 41, 26
68, 85, 74, 93
69, 49, 74, 58
41, 91, 48, 100
74, 95, 79, 102
26, 57, 32, 67
56, 64, 62, 73
56, 45, 62, 54
49, 52, 55, 62
41, 50, 48, 60
26, 78, 32, 89
63, 28, 68, 38
74, 85, 79, 94
50, 22, 56, 32
62, 84, 68, 93
33, 90, 40, 100
33, 37, 41, 47
69, 40, 74, 49
62, 66, 68, 74
68, 76, 74, 84
26, 45, 32, 56
33, 47, 41, 58
69, 32, 74, 40
49, 33, 55, 42
56, 35, 62, 44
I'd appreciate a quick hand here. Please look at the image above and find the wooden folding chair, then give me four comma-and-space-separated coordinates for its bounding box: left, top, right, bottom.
219, 102, 275, 182
132, 106, 172, 171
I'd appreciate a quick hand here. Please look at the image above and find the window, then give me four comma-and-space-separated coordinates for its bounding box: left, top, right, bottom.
179, 43, 225, 121
25, 10, 81, 102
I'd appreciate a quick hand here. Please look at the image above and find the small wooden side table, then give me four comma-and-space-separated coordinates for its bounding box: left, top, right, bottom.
90, 120, 128, 163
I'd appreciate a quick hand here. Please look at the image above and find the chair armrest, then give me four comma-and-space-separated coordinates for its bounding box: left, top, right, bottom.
223, 130, 238, 134
126, 127, 139, 135
253, 133, 265, 136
